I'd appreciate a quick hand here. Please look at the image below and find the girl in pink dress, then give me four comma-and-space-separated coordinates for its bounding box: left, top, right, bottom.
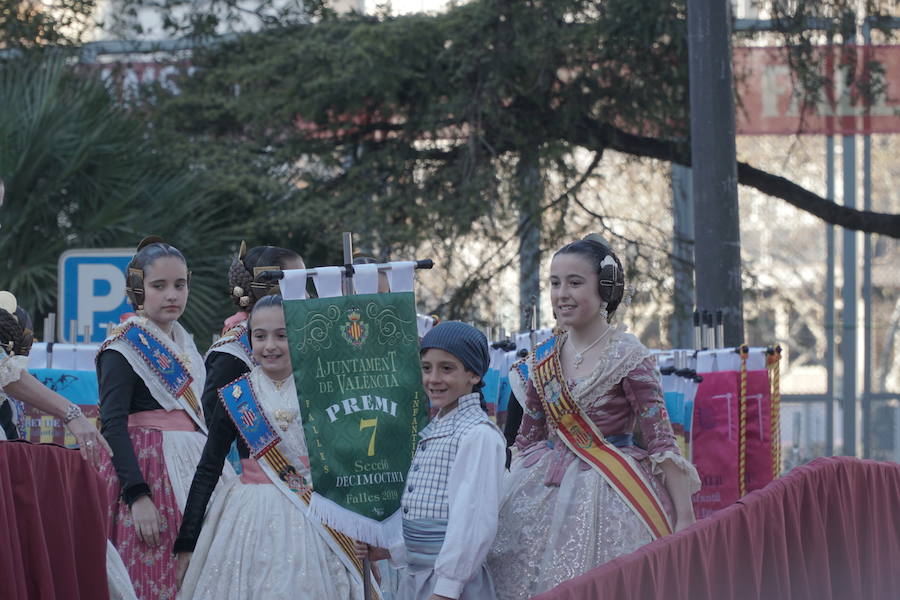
489, 235, 701, 600
97, 237, 231, 599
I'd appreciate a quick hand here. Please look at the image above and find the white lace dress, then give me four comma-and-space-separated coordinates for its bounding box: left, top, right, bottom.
0, 349, 27, 390
178, 367, 364, 600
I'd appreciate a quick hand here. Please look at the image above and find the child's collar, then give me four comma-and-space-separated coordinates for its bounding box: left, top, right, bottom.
436, 392, 481, 420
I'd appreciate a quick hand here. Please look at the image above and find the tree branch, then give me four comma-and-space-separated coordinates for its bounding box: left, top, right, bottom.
297, 112, 900, 238
574, 120, 900, 238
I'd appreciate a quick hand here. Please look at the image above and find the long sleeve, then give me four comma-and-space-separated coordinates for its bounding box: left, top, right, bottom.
201, 352, 249, 428
622, 356, 699, 490
98, 349, 159, 504
432, 424, 506, 599
173, 398, 243, 553
514, 378, 548, 451
621, 356, 678, 455
503, 390, 523, 447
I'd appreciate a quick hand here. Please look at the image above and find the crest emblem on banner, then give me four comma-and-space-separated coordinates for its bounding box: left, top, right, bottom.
342, 308, 368, 348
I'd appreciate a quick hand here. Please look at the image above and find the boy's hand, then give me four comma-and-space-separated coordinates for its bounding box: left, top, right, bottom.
353, 541, 390, 561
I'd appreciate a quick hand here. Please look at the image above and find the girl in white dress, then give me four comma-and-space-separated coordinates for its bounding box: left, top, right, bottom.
175, 294, 368, 599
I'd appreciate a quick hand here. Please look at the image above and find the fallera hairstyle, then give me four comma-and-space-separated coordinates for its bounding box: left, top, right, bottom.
228, 242, 303, 310
553, 234, 626, 320
247, 293, 284, 331
125, 236, 189, 310
352, 248, 382, 265
0, 306, 33, 357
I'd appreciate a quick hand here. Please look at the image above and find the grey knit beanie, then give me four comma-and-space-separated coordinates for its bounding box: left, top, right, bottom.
420, 321, 490, 386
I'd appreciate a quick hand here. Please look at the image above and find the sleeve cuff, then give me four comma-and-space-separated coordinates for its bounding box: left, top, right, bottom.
649, 451, 701, 494
121, 482, 152, 506
173, 537, 197, 554
433, 576, 465, 599
387, 536, 408, 568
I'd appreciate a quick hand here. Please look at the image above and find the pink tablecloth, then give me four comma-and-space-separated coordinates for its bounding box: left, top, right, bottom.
0, 441, 109, 599
534, 457, 900, 600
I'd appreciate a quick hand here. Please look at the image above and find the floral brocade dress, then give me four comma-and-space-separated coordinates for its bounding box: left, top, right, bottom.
488, 327, 700, 600
96, 317, 234, 600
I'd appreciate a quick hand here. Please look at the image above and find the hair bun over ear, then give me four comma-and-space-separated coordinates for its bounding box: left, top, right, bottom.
136, 235, 166, 252
583, 233, 613, 250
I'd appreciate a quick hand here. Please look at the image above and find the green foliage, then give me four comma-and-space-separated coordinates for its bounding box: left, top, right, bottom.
146, 1, 684, 259
140, 0, 697, 318
0, 55, 238, 344
137, 0, 897, 318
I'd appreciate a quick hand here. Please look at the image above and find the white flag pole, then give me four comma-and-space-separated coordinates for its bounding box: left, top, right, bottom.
342, 231, 374, 600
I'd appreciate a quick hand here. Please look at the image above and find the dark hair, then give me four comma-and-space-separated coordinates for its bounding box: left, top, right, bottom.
14, 307, 33, 356
125, 237, 188, 310
247, 293, 284, 331
229, 245, 303, 310
352, 248, 381, 265
0, 306, 32, 356
554, 236, 625, 319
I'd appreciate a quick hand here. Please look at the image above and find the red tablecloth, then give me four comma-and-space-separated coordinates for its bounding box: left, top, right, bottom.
0, 441, 109, 599
534, 457, 900, 600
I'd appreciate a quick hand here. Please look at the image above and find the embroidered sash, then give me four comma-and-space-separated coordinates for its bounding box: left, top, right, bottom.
219, 375, 377, 594
531, 336, 672, 539
105, 322, 204, 428
209, 323, 257, 369
219, 375, 280, 458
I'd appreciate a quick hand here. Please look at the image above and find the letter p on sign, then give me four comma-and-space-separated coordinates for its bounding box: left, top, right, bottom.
58, 249, 133, 343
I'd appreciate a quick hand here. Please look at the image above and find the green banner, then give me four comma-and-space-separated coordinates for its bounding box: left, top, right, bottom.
284, 292, 427, 543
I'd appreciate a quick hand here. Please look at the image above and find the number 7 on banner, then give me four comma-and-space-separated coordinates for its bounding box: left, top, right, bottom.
360, 418, 378, 456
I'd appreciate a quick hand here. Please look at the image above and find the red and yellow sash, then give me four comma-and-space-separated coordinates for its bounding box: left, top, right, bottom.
532, 338, 672, 539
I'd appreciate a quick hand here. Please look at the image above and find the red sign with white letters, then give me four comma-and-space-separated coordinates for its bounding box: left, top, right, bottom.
734, 45, 900, 135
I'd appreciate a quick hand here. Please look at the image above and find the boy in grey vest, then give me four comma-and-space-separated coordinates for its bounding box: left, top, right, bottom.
360, 321, 506, 600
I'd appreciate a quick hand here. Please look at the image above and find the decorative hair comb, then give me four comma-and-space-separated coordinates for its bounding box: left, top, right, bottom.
0, 291, 17, 320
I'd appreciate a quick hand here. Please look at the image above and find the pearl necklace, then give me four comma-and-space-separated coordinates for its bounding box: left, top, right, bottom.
568, 328, 612, 368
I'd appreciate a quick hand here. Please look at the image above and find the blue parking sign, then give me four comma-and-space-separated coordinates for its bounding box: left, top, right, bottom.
58, 249, 133, 343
